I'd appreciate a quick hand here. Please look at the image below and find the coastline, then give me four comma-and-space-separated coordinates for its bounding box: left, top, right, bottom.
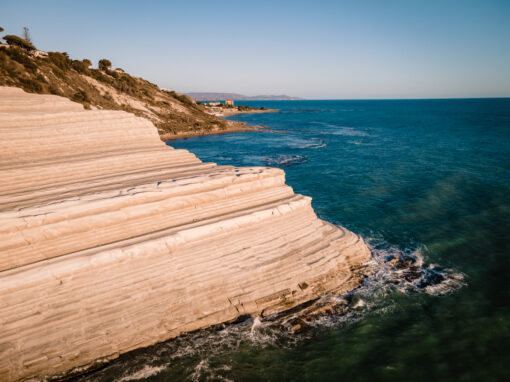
1, 88, 372, 381
211, 108, 279, 117
161, 123, 268, 141
160, 108, 277, 140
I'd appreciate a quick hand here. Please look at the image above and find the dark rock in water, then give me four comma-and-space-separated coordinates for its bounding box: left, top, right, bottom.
383, 252, 450, 288
417, 270, 446, 288
403, 265, 421, 282
394, 256, 416, 270
229, 314, 252, 325
384, 255, 400, 264
349, 294, 364, 308
385, 253, 419, 271
286, 318, 310, 334
264, 291, 356, 335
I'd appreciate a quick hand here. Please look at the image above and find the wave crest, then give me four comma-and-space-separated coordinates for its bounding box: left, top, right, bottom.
76, 238, 465, 382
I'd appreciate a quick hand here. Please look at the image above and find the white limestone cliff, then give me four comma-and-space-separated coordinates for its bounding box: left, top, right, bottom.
0, 87, 371, 381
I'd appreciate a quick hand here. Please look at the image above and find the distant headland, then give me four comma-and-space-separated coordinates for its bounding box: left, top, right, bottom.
186, 92, 305, 101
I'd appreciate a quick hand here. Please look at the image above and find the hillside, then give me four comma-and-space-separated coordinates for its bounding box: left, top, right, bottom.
0, 45, 246, 140
186, 92, 304, 101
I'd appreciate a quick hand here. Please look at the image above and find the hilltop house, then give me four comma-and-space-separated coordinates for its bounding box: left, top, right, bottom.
225, 99, 234, 106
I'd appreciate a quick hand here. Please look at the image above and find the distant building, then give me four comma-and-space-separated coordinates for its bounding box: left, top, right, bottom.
225, 99, 234, 106
205, 101, 221, 107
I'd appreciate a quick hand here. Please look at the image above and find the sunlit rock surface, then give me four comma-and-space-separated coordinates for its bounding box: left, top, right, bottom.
0, 87, 371, 381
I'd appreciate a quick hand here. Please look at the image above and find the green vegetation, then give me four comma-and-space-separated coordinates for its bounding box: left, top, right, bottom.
98, 59, 111, 71
47, 52, 72, 71
0, 45, 232, 137
71, 59, 90, 73
3, 35, 35, 51
173, 93, 195, 106
72, 89, 90, 104
237, 105, 266, 111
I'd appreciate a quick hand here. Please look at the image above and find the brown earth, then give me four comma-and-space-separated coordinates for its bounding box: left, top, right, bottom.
0, 46, 249, 140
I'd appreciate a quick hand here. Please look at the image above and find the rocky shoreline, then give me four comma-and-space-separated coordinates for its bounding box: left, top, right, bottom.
0, 87, 371, 381
160, 107, 277, 141
210, 107, 279, 117
160, 122, 269, 141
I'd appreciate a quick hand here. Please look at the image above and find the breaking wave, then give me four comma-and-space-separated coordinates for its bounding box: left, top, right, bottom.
265, 155, 308, 167
116, 365, 166, 382
311, 122, 370, 137
303, 139, 327, 149
73, 237, 464, 382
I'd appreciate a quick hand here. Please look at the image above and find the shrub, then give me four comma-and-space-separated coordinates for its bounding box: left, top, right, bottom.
19, 77, 44, 93
36, 74, 47, 83
174, 93, 195, 106
49, 85, 62, 96
72, 90, 91, 103
3, 35, 35, 51
98, 59, 111, 71
82, 59, 92, 68
71, 59, 89, 73
6, 47, 37, 72
47, 52, 72, 71
115, 75, 138, 94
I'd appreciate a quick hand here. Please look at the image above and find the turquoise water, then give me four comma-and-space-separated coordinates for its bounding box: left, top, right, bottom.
78, 99, 509, 381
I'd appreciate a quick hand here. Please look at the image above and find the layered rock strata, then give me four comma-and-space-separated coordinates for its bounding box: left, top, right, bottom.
0, 87, 371, 381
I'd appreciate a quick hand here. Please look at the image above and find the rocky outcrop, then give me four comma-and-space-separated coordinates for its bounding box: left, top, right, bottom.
0, 87, 371, 381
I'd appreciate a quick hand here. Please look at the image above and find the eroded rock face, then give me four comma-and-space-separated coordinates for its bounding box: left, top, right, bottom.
0, 87, 371, 381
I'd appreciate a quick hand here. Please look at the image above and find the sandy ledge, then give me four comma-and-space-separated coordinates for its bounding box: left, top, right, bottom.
161, 123, 269, 141
213, 108, 279, 117
161, 108, 277, 140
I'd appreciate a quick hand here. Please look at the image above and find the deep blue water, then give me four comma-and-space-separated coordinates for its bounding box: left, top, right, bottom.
80, 99, 510, 381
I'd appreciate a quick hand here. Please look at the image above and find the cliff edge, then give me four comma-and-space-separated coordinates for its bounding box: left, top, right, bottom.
0, 87, 371, 381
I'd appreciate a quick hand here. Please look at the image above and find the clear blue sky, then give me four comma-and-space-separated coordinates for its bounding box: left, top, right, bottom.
2, 0, 509, 99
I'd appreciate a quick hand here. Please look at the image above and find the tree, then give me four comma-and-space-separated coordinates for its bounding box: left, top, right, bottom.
0, 27, 4, 44
23, 27, 32, 44
98, 59, 111, 71
3, 35, 35, 51
82, 59, 92, 68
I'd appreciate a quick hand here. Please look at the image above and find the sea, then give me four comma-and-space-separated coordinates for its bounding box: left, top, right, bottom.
76, 99, 510, 381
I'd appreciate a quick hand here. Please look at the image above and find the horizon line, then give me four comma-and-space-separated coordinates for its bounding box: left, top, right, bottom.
235, 96, 510, 101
